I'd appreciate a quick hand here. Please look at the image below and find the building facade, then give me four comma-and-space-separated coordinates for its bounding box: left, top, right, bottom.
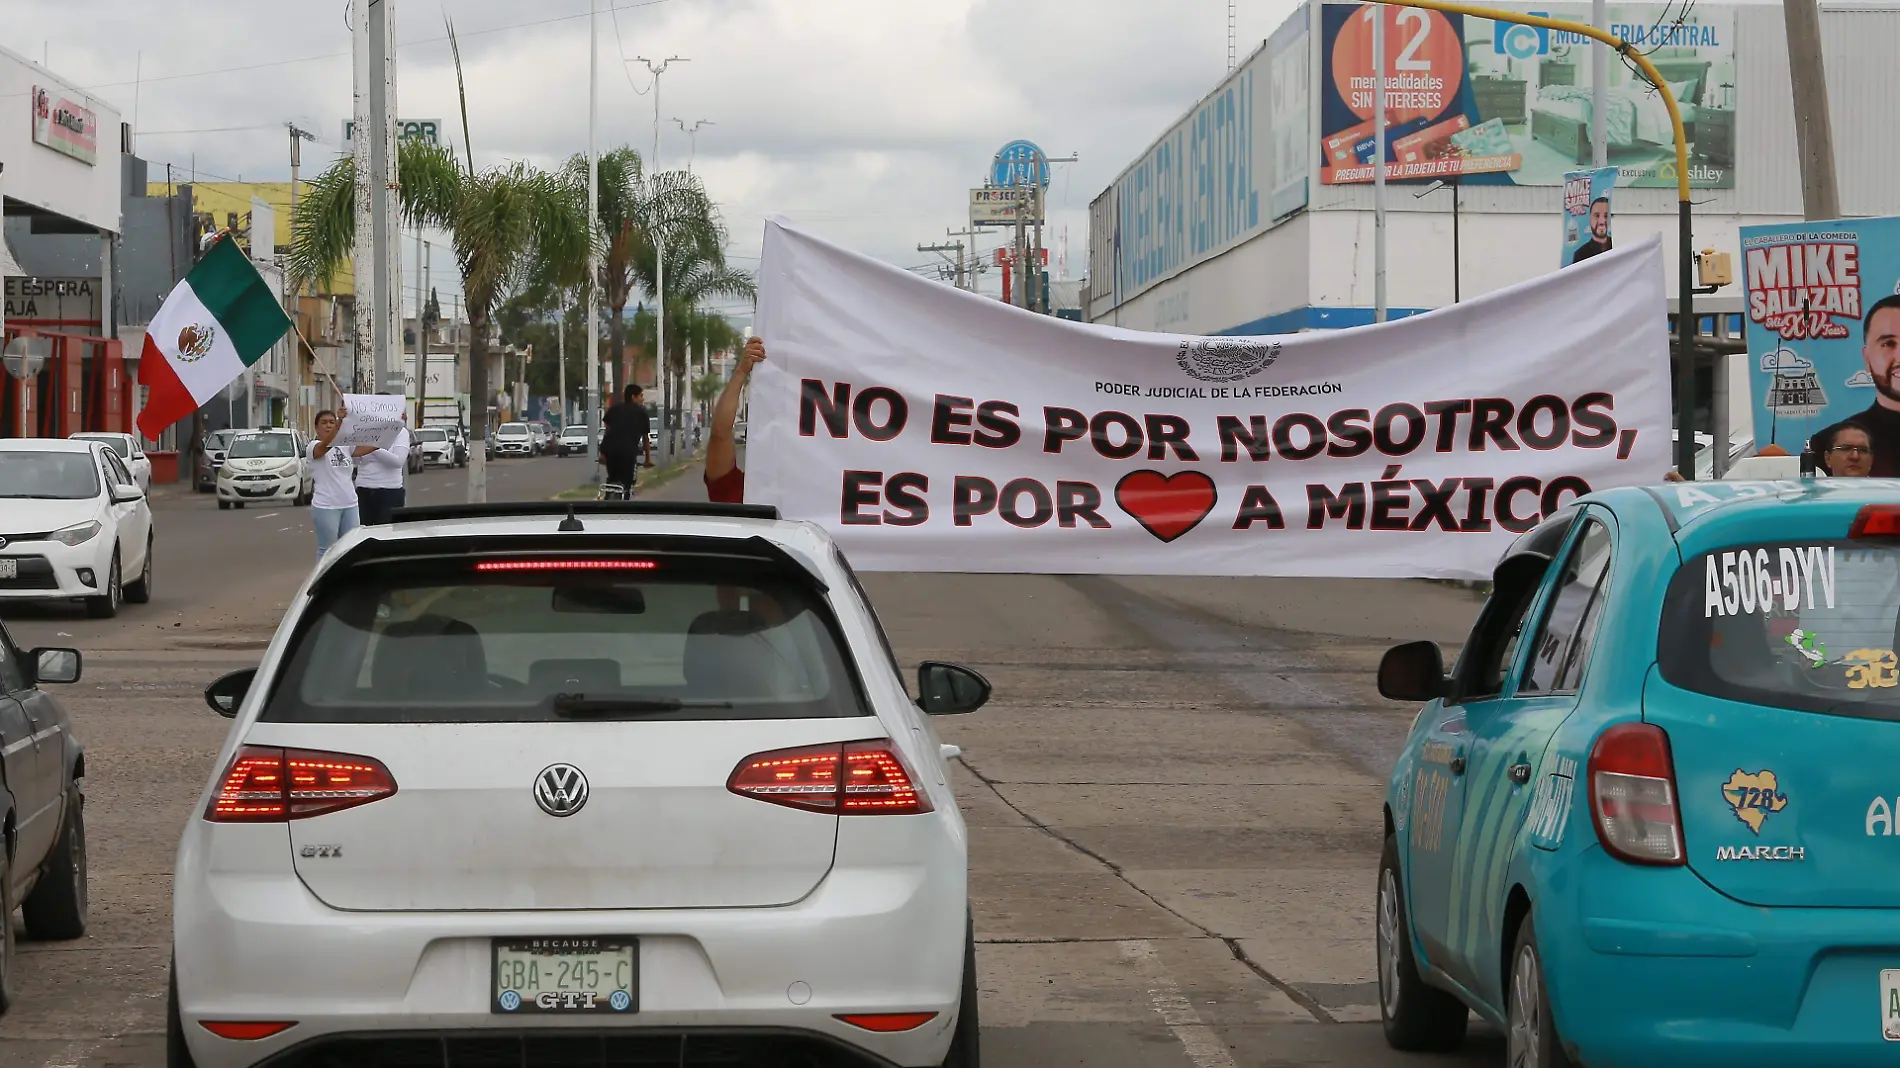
1086, 1, 1900, 459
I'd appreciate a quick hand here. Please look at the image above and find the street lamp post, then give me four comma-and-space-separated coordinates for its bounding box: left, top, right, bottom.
635, 56, 688, 460
673, 118, 714, 173
1414, 177, 1460, 303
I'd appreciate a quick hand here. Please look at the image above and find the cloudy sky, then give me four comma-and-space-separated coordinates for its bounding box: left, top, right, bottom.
13, 0, 1303, 318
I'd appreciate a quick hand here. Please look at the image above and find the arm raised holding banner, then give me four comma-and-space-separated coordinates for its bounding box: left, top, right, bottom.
706, 338, 764, 503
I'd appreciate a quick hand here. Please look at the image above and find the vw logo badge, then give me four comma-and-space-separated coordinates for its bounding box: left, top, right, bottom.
609, 990, 632, 1011
498, 990, 522, 1011
534, 763, 590, 817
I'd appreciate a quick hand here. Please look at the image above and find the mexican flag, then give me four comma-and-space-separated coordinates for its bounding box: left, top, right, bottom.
136, 235, 294, 440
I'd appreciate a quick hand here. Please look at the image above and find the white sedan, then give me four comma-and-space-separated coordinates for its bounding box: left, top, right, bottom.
0, 438, 154, 618
173, 503, 985, 1068
69, 431, 152, 493
412, 426, 456, 467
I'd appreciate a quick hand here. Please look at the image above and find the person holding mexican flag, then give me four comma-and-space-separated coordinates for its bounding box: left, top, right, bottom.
134, 234, 298, 443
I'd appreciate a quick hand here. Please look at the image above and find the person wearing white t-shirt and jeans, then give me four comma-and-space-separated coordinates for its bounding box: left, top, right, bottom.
310, 408, 375, 562
355, 415, 411, 524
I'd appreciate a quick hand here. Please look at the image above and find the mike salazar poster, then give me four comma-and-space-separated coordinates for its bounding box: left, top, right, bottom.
1562, 166, 1617, 267
750, 219, 1672, 579
1317, 2, 1736, 189
1744, 217, 1900, 472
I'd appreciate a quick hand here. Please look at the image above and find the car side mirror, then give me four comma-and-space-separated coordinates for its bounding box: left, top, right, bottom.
28, 648, 81, 685
915, 661, 991, 715
110, 484, 144, 504
204, 668, 256, 718
1378, 641, 1448, 702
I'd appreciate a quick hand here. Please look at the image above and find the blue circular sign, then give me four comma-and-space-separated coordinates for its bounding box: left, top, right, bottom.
498, 990, 522, 1012
609, 990, 633, 1011
991, 140, 1049, 189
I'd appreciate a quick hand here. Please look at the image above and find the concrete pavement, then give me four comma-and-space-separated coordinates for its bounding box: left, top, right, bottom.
0, 452, 1500, 1068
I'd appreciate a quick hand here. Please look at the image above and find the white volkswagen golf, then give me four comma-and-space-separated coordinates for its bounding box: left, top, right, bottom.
171, 501, 987, 1068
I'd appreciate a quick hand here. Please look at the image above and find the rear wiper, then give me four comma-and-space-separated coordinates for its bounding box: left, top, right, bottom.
548, 692, 734, 718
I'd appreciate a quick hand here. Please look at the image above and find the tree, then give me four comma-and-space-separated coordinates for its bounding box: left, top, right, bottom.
288, 24, 589, 501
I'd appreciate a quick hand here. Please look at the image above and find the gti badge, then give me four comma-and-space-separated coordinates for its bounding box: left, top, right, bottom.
535, 763, 589, 817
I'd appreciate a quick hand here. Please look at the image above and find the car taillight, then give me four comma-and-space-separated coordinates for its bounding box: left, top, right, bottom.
1849, 504, 1900, 538
1587, 723, 1684, 866
728, 740, 933, 815
205, 746, 397, 822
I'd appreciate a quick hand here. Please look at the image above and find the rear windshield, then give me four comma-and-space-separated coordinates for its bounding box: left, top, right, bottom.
261, 554, 869, 723
76, 435, 130, 458
1660, 539, 1900, 721
229, 434, 296, 458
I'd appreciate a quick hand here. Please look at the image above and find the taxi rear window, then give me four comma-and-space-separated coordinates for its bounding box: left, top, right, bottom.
1659, 539, 1900, 721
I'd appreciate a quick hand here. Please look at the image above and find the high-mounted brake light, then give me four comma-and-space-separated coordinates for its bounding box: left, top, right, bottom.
1587, 723, 1685, 866
205, 746, 397, 822
1849, 504, 1900, 538
473, 559, 659, 572
729, 741, 933, 815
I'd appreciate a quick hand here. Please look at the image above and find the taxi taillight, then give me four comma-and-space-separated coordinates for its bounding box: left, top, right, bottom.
1588, 723, 1685, 866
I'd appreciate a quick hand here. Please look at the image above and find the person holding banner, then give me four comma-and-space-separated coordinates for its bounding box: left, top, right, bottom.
705, 337, 765, 503
354, 412, 412, 524
309, 407, 377, 562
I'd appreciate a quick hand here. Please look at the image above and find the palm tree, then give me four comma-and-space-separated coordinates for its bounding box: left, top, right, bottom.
636, 194, 754, 451
288, 25, 589, 501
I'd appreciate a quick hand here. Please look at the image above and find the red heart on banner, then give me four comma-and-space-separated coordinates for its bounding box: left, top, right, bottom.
1114, 471, 1218, 544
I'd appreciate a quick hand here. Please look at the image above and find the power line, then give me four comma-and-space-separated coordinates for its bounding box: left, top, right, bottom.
1, 0, 696, 101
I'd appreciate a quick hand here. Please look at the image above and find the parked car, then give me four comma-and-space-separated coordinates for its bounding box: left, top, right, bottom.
68, 432, 151, 493
0, 438, 155, 618
194, 429, 238, 493
404, 427, 425, 475
412, 426, 456, 468
529, 421, 555, 455
0, 620, 90, 1014
173, 501, 987, 1068
557, 424, 590, 457
492, 422, 535, 459
1374, 478, 1900, 1067
427, 423, 469, 467
216, 430, 312, 510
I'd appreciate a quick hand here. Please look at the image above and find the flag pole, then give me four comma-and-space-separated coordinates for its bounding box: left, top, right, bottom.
291, 322, 346, 403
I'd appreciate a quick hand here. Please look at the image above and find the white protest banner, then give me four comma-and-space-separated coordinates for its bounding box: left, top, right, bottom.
335, 393, 407, 450
749, 219, 1671, 578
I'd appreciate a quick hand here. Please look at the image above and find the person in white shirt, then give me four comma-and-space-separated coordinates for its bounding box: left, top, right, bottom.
355, 410, 411, 524
310, 408, 376, 561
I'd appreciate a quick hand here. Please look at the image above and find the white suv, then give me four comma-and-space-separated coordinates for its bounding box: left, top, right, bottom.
172, 501, 987, 1068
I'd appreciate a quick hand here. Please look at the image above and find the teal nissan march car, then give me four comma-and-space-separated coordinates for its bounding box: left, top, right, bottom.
1376, 478, 1900, 1067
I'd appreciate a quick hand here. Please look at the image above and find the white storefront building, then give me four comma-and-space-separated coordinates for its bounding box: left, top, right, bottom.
1087, 1, 1900, 463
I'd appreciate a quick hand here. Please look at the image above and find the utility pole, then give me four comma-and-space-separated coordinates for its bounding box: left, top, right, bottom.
412, 227, 424, 423
947, 227, 980, 291
673, 118, 714, 172
352, 0, 400, 395
1372, 7, 1388, 323
286, 124, 315, 435
1784, 0, 1840, 220
919, 241, 965, 290
1591, 0, 1607, 168
1028, 149, 1078, 314
586, 0, 602, 479
557, 294, 567, 429
636, 55, 687, 458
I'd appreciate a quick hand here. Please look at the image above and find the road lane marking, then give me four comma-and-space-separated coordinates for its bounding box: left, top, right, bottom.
253, 512, 281, 520
1118, 940, 1240, 1068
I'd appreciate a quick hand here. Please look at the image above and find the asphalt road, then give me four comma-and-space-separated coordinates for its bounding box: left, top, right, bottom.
0, 451, 1504, 1068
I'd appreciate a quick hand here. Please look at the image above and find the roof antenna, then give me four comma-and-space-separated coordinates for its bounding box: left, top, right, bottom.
558, 504, 585, 532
